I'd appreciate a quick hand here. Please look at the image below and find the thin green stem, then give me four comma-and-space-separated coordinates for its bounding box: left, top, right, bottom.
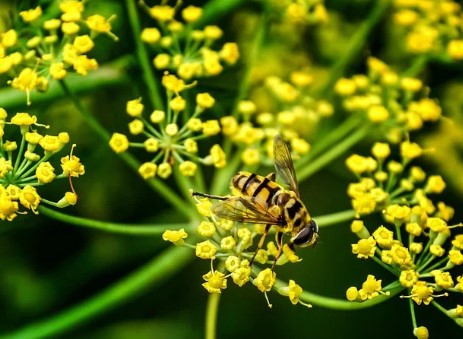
298, 125, 370, 181
205, 292, 221, 339
408, 297, 418, 329
431, 300, 449, 316
317, 0, 391, 97
315, 209, 356, 228
274, 279, 403, 310
401, 55, 429, 77
58, 80, 195, 219
37, 205, 191, 235
126, 0, 163, 109
0, 247, 192, 339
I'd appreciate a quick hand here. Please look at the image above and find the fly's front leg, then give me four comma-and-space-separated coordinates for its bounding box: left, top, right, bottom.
190, 189, 228, 201
271, 231, 284, 271
250, 223, 272, 266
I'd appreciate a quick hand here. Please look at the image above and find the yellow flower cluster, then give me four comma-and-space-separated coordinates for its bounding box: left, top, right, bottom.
220, 71, 332, 166
139, 2, 239, 80
0, 109, 84, 220
335, 57, 442, 142
392, 0, 463, 59
268, 0, 329, 25
0, 2, 117, 105
109, 73, 226, 179
162, 195, 309, 308
346, 140, 462, 332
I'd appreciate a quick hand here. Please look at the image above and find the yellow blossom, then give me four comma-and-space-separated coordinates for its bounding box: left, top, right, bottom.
400, 270, 419, 288
426, 217, 448, 233
148, 5, 175, 22
231, 265, 251, 287
138, 162, 157, 180
196, 93, 215, 109
371, 142, 390, 159
413, 326, 429, 339
447, 40, 463, 60
253, 268, 276, 293
141, 27, 161, 44
410, 281, 434, 305
430, 244, 445, 257
432, 270, 454, 289
0, 195, 19, 221
209, 144, 226, 168
391, 244, 413, 268
57, 192, 78, 207
358, 275, 384, 300
352, 237, 376, 259
372, 226, 394, 248
452, 234, 463, 250
202, 120, 221, 136
425, 175, 446, 194
20, 6, 43, 22
202, 270, 227, 293
128, 119, 144, 135
157, 162, 172, 179
126, 98, 144, 117
220, 236, 236, 251
400, 141, 423, 159
61, 154, 85, 177
162, 228, 188, 245
367, 105, 389, 123
346, 286, 359, 301
220, 42, 240, 64
195, 240, 218, 259
19, 185, 40, 213
179, 161, 197, 177
225, 256, 241, 272
109, 133, 129, 153
195, 197, 212, 217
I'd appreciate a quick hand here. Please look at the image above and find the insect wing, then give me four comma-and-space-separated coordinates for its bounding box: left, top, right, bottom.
212, 196, 280, 225
273, 135, 300, 197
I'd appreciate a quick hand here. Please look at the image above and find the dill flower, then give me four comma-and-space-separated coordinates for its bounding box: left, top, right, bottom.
0, 110, 84, 220
1, 3, 117, 105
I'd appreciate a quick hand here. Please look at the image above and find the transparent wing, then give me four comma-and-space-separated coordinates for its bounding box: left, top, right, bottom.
273, 135, 300, 197
212, 196, 281, 225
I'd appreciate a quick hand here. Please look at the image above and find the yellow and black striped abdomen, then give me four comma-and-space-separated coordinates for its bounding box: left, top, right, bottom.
231, 171, 281, 204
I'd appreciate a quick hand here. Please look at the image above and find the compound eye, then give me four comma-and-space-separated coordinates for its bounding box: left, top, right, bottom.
292, 220, 318, 248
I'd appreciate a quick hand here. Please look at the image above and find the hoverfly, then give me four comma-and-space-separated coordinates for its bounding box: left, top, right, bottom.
192, 135, 318, 268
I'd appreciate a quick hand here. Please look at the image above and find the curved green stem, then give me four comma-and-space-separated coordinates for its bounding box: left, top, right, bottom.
317, 0, 391, 97
205, 292, 221, 339
38, 205, 191, 235
297, 124, 370, 181
315, 209, 356, 228
402, 55, 429, 77
0, 246, 192, 339
408, 297, 418, 329
126, 0, 163, 109
58, 80, 195, 220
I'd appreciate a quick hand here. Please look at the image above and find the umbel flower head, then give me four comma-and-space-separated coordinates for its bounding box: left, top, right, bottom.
345, 138, 463, 337
139, 1, 239, 80
0, 2, 117, 105
0, 109, 84, 220
109, 73, 226, 180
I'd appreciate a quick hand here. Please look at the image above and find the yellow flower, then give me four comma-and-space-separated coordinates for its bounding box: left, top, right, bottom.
182, 5, 203, 22
202, 120, 221, 136
138, 162, 157, 180
346, 286, 359, 301
413, 326, 429, 339
452, 234, 463, 250
209, 144, 226, 168
0, 194, 19, 221
220, 116, 238, 135
351, 219, 370, 239
197, 220, 216, 237
19, 6, 43, 22
72, 55, 98, 75
278, 280, 311, 308
148, 5, 175, 22
371, 142, 390, 159
10, 112, 37, 128
73, 35, 94, 53
0, 159, 13, 179
126, 98, 144, 117
61, 154, 85, 177
40, 135, 65, 153
346, 154, 376, 174
196, 92, 215, 109
162, 228, 188, 245
109, 133, 129, 153
399, 269, 419, 288
36, 162, 56, 183
426, 217, 448, 233
60, 0, 84, 22
157, 162, 172, 179
410, 281, 434, 305
400, 141, 423, 159
241, 148, 260, 166
195, 240, 218, 259
86, 14, 116, 37
179, 161, 197, 177
128, 119, 144, 135
220, 236, 237, 251
430, 244, 445, 257
50, 62, 67, 80
231, 264, 251, 287
372, 226, 394, 248
335, 78, 356, 96
352, 237, 376, 259
425, 175, 446, 194
19, 185, 40, 213
367, 105, 389, 123
62, 22, 80, 35
202, 270, 227, 293
253, 268, 276, 293
170, 96, 186, 111
432, 270, 454, 289
447, 39, 463, 60
358, 275, 384, 300
57, 192, 78, 207
391, 244, 413, 268
141, 27, 161, 44
220, 42, 240, 64
225, 256, 241, 272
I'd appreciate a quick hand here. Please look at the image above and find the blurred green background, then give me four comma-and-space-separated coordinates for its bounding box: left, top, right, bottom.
1, 0, 462, 338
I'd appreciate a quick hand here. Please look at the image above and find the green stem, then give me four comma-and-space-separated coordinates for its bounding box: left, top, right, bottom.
315, 209, 356, 228
58, 80, 195, 219
431, 300, 449, 316
274, 279, 403, 310
0, 247, 192, 339
205, 292, 221, 339
401, 55, 429, 77
317, 0, 391, 97
126, 0, 163, 109
38, 205, 190, 235
297, 125, 370, 181
408, 297, 418, 329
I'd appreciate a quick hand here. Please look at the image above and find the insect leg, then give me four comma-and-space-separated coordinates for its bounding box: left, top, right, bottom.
190, 191, 228, 201
250, 223, 272, 266
271, 231, 284, 271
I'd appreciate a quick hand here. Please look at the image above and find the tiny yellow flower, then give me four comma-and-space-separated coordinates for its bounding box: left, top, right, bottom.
182, 5, 203, 22
278, 280, 311, 307
399, 269, 419, 288
432, 270, 454, 289
36, 162, 56, 183
170, 96, 186, 111
334, 78, 356, 96
409, 242, 423, 254
197, 220, 216, 237
426, 217, 448, 233
50, 62, 67, 80
410, 281, 434, 305
221, 236, 237, 251
11, 112, 37, 128
358, 275, 384, 300
372, 226, 394, 248
413, 326, 429, 339
0, 195, 19, 221
351, 219, 370, 239
195, 240, 218, 259
452, 234, 463, 250
150, 110, 165, 123
157, 162, 172, 179
128, 119, 144, 135
447, 39, 463, 60
253, 268, 276, 293
391, 244, 413, 268
19, 185, 40, 213
202, 270, 227, 293
425, 175, 446, 194
241, 148, 260, 166
148, 5, 175, 22
138, 162, 157, 180
352, 237, 376, 259
195, 197, 212, 217
430, 244, 445, 257
400, 141, 423, 159
196, 93, 215, 109
162, 228, 188, 245
371, 142, 390, 160
231, 264, 251, 287
346, 286, 359, 301
20, 6, 43, 22
73, 35, 94, 53
225, 256, 241, 272
202, 120, 221, 136
367, 105, 389, 123
179, 161, 197, 177
346, 154, 376, 174
209, 144, 226, 168
126, 98, 144, 117
204, 25, 223, 40
57, 192, 78, 207
62, 22, 80, 35
109, 133, 129, 153
153, 54, 170, 69
143, 138, 159, 152
165, 123, 179, 136
61, 154, 85, 177
141, 27, 161, 44
220, 116, 238, 135
40, 135, 64, 153
220, 42, 240, 65
405, 222, 422, 237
